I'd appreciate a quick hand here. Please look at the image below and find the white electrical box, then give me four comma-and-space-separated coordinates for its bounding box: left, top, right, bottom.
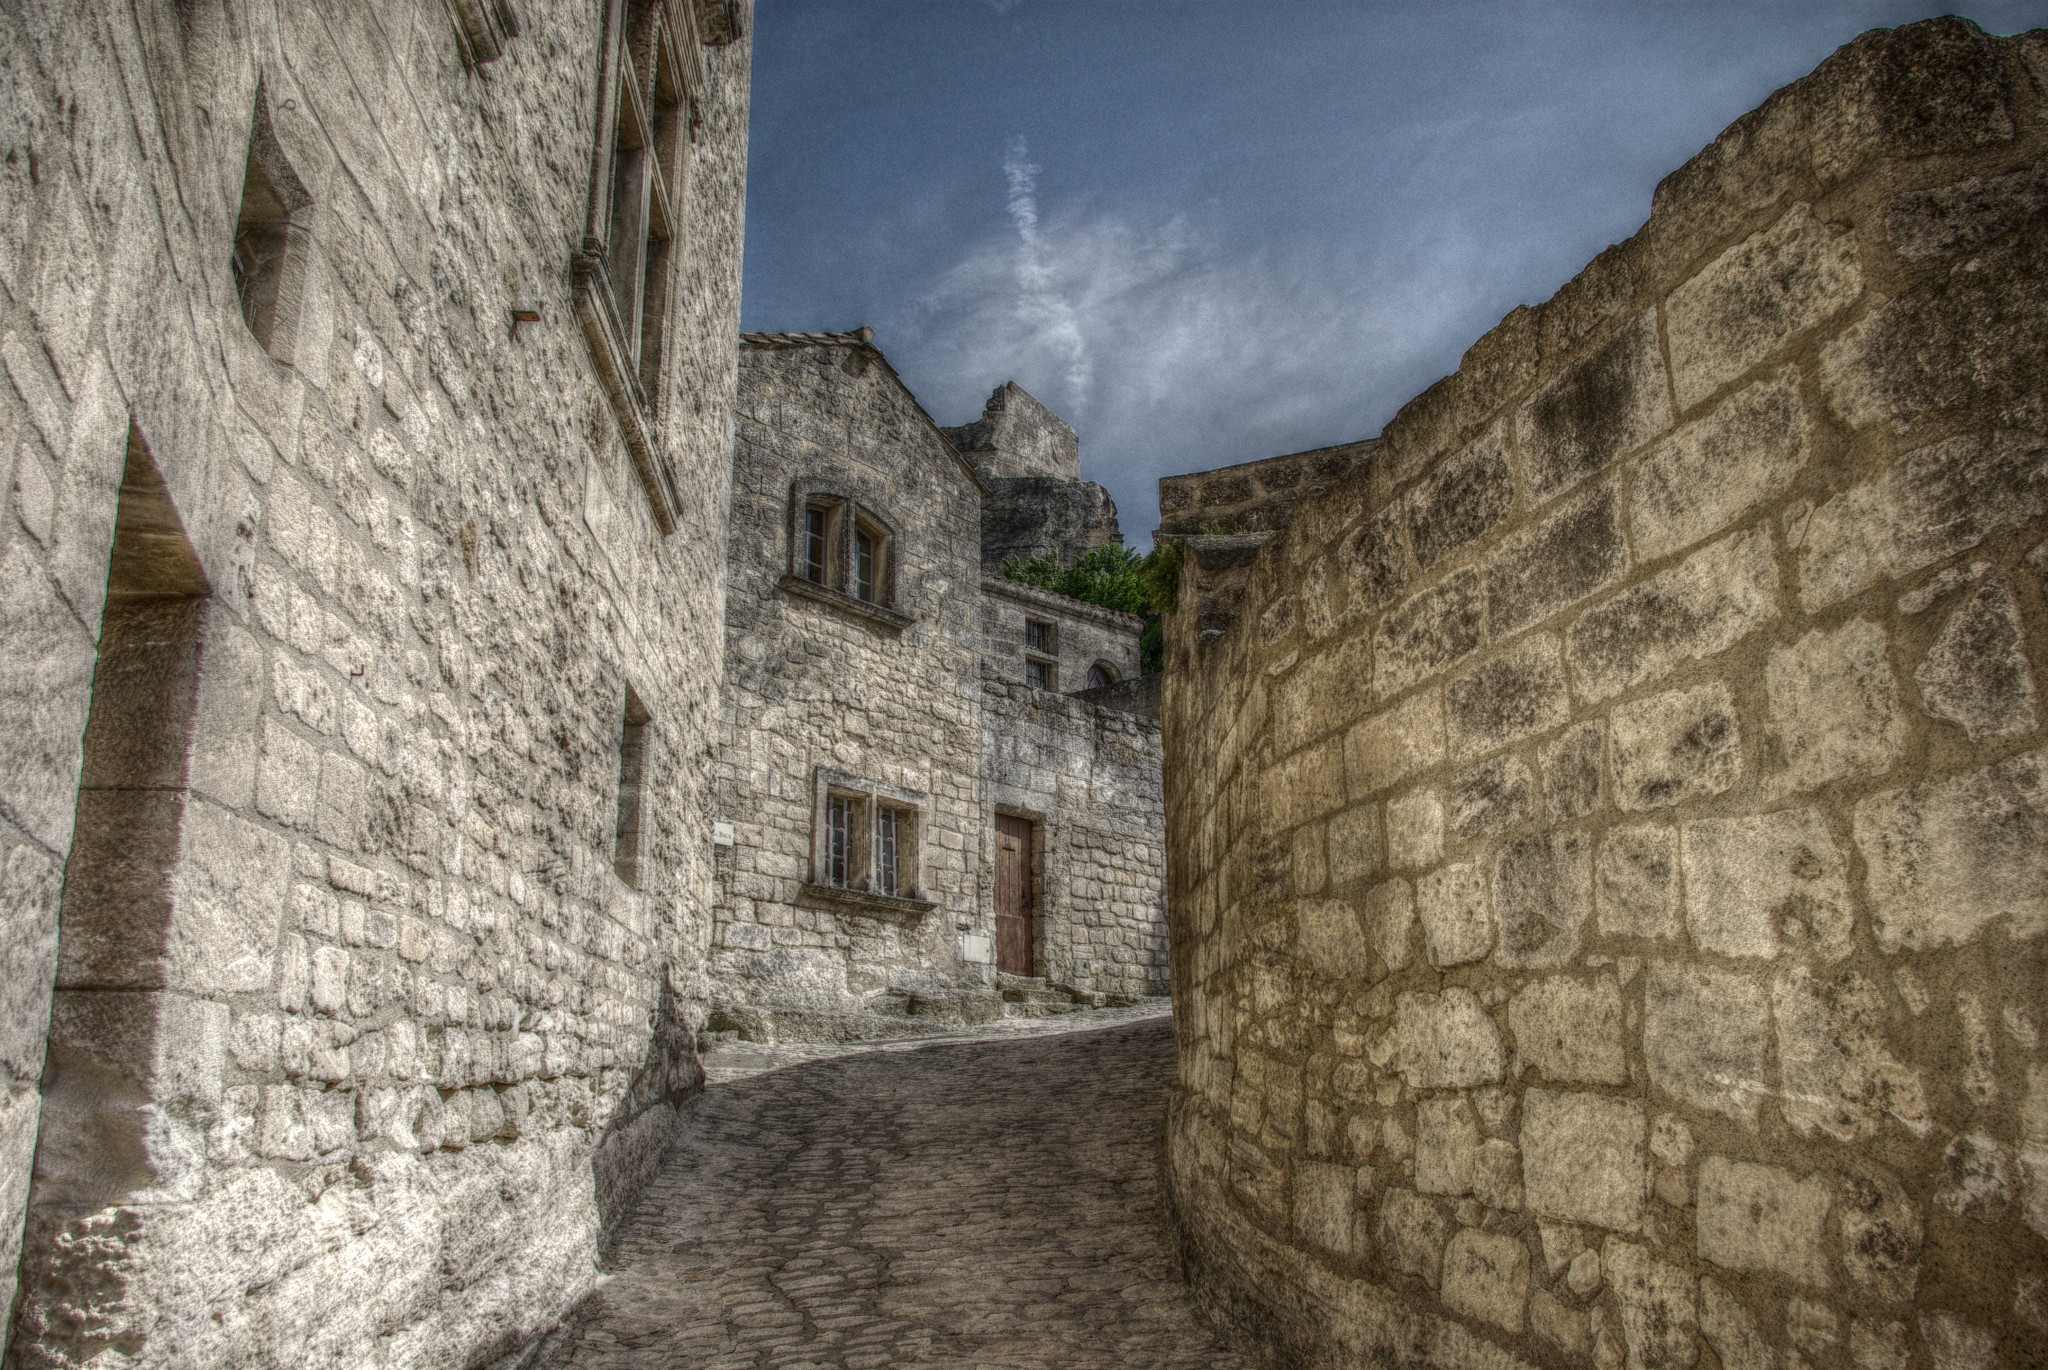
961, 933, 994, 965
712, 818, 735, 849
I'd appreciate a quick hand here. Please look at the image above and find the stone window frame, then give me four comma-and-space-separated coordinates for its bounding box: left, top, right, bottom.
573, 0, 708, 536
777, 482, 913, 632
800, 769, 934, 918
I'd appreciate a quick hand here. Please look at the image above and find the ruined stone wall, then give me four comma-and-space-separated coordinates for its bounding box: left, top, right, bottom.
980, 474, 1123, 571
1157, 439, 1376, 538
943, 380, 1081, 483
712, 341, 989, 1017
982, 679, 1170, 997
0, 2, 749, 1365
1162, 20, 2048, 1370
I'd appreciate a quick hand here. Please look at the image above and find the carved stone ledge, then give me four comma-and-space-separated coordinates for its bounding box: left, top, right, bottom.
777, 574, 916, 634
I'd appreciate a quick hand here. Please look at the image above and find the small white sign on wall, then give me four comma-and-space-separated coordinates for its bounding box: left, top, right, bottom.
712, 819, 735, 849
961, 934, 994, 965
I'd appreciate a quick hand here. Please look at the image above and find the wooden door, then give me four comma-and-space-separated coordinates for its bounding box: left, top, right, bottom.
995, 815, 1035, 976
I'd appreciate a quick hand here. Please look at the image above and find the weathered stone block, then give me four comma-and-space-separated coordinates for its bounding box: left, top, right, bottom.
1855, 749, 2048, 952
1667, 204, 1861, 411
1530, 1287, 1589, 1356
1916, 577, 2036, 741
1766, 618, 1903, 793
1344, 690, 1444, 798
1408, 425, 1513, 569
1839, 1168, 1923, 1304
1440, 1227, 1529, 1334
1374, 568, 1484, 699
0, 544, 94, 851
1644, 962, 1770, 1125
1367, 879, 1415, 971
1387, 789, 1442, 870
1450, 756, 1533, 839
1567, 529, 1777, 703
1605, 1237, 1698, 1370
1632, 370, 1807, 562
1447, 635, 1568, 760
1474, 1139, 1522, 1211
1486, 482, 1628, 637
1416, 1097, 1479, 1196
1345, 504, 1410, 610
1696, 1156, 1831, 1287
1396, 988, 1503, 1089
168, 801, 293, 997
1295, 900, 1369, 980
1918, 1312, 1997, 1370
1596, 824, 1679, 939
1797, 431, 2048, 612
0, 844, 63, 1079
1293, 1160, 1357, 1255
1416, 864, 1491, 968
1517, 312, 1671, 500
1681, 809, 1851, 960
1542, 720, 1603, 820
1521, 1089, 1646, 1231
1612, 682, 1742, 812
1509, 975, 1626, 1085
1492, 831, 1590, 969
1700, 1279, 1775, 1370
1773, 964, 1927, 1142
1378, 1188, 1452, 1285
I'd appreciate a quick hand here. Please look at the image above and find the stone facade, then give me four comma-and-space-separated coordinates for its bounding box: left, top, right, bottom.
948, 382, 1127, 572
1161, 19, 2048, 1370
710, 335, 1167, 1036
0, 2, 749, 1365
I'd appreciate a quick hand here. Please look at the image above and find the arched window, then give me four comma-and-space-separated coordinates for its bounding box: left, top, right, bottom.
1086, 662, 1116, 691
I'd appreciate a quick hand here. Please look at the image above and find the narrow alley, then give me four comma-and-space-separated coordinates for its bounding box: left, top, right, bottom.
534, 1014, 1251, 1370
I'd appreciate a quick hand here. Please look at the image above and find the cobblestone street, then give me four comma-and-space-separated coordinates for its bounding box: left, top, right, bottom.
536, 1012, 1251, 1370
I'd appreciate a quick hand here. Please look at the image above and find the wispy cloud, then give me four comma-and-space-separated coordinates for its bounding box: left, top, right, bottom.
886, 158, 1524, 546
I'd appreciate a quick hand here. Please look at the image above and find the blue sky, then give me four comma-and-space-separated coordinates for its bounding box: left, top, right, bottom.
739, 1, 2047, 547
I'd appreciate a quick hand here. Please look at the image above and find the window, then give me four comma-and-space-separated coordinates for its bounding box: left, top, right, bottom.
613, 687, 651, 887
1024, 617, 1056, 689
574, 0, 708, 535
811, 772, 925, 905
784, 492, 900, 616
805, 505, 832, 585
1086, 663, 1115, 690
231, 90, 311, 362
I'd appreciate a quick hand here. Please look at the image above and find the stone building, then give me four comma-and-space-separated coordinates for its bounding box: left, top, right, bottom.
0, 1, 751, 1365
709, 332, 1169, 1038
1158, 18, 2048, 1370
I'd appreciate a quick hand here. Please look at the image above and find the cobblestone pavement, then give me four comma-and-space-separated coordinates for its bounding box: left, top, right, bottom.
536, 1011, 1253, 1370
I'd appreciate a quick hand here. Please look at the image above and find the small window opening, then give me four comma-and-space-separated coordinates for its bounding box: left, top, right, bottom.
613, 686, 651, 887
1086, 663, 1115, 691
805, 506, 830, 584
231, 91, 311, 359
1026, 660, 1052, 690
825, 792, 868, 889
876, 806, 902, 896
1025, 620, 1051, 653
855, 528, 877, 601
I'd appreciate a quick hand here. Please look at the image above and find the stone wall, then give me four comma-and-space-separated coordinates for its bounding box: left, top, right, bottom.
943, 380, 1081, 483
1162, 19, 2048, 1370
1157, 439, 1376, 538
982, 573, 1146, 694
981, 474, 1123, 571
982, 678, 1170, 997
0, 2, 749, 1365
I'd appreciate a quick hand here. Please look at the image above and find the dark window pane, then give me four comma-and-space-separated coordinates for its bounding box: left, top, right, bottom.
1086, 665, 1112, 690
806, 508, 827, 583
856, 530, 876, 601
876, 807, 899, 896
1026, 660, 1051, 689
1025, 620, 1049, 652
827, 795, 850, 887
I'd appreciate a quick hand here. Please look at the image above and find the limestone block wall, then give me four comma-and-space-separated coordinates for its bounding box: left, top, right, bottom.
1157, 439, 1376, 537
712, 341, 989, 1013
0, 2, 749, 1366
1162, 20, 2048, 1370
982, 679, 1170, 996
982, 574, 1146, 693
